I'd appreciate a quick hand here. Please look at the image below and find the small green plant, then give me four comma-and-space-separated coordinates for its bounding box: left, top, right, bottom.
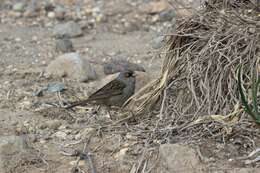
237, 66, 260, 124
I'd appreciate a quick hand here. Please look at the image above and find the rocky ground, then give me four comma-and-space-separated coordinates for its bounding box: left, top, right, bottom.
0, 0, 259, 173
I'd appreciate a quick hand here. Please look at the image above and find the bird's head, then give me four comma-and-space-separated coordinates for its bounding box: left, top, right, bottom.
118, 70, 136, 85
123, 70, 135, 78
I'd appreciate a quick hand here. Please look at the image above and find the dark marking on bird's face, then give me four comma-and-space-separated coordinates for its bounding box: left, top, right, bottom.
123, 70, 135, 78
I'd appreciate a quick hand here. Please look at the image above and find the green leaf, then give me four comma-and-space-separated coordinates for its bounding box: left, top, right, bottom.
252, 74, 260, 114
252, 75, 260, 122
237, 66, 258, 122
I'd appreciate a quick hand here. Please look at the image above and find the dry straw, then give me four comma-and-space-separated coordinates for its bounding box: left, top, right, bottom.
127, 0, 260, 121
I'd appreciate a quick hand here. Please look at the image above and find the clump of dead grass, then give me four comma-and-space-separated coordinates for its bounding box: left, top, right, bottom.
124, 0, 260, 143
129, 0, 259, 117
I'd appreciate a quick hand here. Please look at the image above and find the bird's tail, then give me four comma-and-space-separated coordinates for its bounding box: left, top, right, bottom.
65, 99, 89, 109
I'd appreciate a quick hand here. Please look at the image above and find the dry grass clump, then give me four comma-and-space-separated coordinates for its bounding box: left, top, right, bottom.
123, 0, 260, 145
128, 0, 260, 118
160, 0, 259, 122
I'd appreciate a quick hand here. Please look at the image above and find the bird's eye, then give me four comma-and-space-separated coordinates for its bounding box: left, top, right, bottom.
125, 72, 132, 77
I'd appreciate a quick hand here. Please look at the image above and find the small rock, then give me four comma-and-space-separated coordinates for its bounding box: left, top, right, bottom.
47, 11, 56, 18
45, 52, 97, 82
32, 36, 38, 41
12, 2, 25, 12
70, 160, 85, 166
9, 11, 22, 18
95, 14, 106, 23
33, 83, 65, 96
46, 83, 65, 92
151, 14, 160, 23
114, 148, 128, 161
58, 124, 69, 130
15, 37, 21, 42
92, 7, 101, 16
53, 21, 83, 38
45, 120, 62, 130
157, 144, 202, 173
74, 133, 81, 140
103, 59, 145, 75
53, 131, 67, 140
55, 38, 74, 53
39, 139, 47, 144
249, 27, 256, 34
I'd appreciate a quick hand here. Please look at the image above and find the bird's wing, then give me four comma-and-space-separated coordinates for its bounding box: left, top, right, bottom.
87, 79, 126, 101
65, 79, 126, 109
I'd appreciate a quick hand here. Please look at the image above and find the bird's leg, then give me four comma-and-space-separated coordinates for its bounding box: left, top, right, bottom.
95, 105, 100, 113
106, 106, 114, 120
90, 105, 100, 121
57, 91, 67, 107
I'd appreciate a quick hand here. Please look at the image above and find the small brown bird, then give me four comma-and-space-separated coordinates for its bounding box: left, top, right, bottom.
66, 70, 136, 109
